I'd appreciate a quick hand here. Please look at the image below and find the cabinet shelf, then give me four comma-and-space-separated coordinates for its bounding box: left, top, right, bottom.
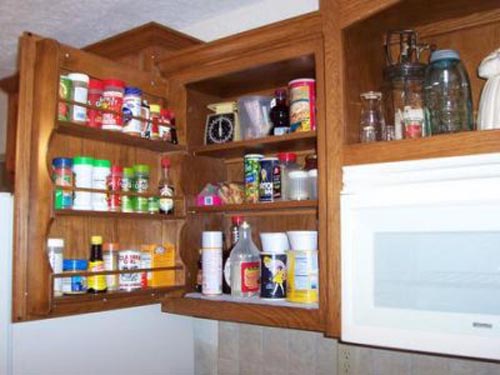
55, 209, 185, 220
56, 121, 185, 153
188, 200, 318, 214
343, 129, 500, 166
192, 131, 317, 158
161, 293, 322, 331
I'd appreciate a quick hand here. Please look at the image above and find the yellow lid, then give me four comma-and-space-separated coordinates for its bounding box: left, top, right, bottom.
149, 104, 161, 114
91, 236, 103, 245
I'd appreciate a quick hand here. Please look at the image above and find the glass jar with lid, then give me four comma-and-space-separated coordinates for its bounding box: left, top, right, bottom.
359, 91, 386, 143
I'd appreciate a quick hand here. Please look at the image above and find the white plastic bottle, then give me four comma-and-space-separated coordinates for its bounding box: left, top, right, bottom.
47, 238, 64, 297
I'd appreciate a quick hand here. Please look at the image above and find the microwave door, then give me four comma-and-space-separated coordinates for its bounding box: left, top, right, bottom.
342, 196, 500, 360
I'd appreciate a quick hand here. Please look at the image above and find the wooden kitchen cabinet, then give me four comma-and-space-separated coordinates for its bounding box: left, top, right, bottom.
13, 12, 331, 333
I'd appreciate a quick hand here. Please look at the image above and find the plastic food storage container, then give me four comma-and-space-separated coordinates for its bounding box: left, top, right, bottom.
237, 95, 273, 139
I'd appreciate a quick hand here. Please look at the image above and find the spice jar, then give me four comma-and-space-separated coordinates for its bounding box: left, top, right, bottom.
52, 157, 73, 209
68, 73, 90, 123
140, 245, 153, 288
159, 109, 176, 143
304, 154, 317, 171
102, 79, 125, 131
87, 79, 104, 128
123, 87, 143, 136
62, 259, 88, 295
91, 159, 111, 211
73, 156, 94, 210
277, 152, 298, 201
121, 167, 134, 213
58, 76, 72, 121
107, 166, 123, 212
103, 242, 119, 291
149, 104, 161, 140
140, 100, 150, 138
133, 164, 150, 213
47, 238, 64, 297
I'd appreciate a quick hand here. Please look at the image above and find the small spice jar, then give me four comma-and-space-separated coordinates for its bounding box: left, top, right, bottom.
68, 73, 90, 123
58, 76, 72, 121
122, 87, 143, 136
107, 166, 123, 212
52, 157, 73, 209
102, 79, 125, 131
149, 104, 161, 140
103, 242, 119, 291
91, 159, 111, 211
72, 156, 94, 210
159, 109, 174, 143
62, 259, 88, 295
87, 79, 104, 128
133, 164, 150, 213
121, 167, 134, 213
140, 245, 153, 288
47, 238, 64, 297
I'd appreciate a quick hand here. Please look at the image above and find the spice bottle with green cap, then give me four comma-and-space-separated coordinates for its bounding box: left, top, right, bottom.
133, 164, 149, 213
121, 167, 134, 213
92, 159, 111, 211
73, 156, 94, 210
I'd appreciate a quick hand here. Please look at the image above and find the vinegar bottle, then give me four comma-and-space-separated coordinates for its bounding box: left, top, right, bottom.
230, 221, 261, 297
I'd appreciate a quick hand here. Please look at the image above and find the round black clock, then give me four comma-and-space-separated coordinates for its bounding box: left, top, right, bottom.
205, 113, 236, 144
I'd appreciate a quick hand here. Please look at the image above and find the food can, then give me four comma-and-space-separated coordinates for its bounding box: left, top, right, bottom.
58, 76, 72, 121
62, 259, 88, 295
260, 252, 287, 299
259, 157, 280, 202
289, 78, 316, 132
244, 154, 263, 203
286, 250, 318, 304
118, 250, 142, 291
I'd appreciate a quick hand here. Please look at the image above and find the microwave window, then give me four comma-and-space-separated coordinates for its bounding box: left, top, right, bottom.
374, 232, 500, 315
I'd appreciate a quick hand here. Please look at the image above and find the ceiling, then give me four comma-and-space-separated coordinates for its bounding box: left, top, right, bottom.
0, 0, 268, 79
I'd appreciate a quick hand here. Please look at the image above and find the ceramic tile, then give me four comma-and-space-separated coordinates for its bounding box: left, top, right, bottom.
315, 336, 338, 375
195, 340, 217, 375
346, 345, 374, 375
262, 326, 289, 367
219, 358, 240, 375
219, 322, 240, 361
371, 348, 411, 375
239, 360, 263, 375
239, 324, 264, 362
448, 358, 500, 375
287, 329, 319, 374
410, 354, 449, 375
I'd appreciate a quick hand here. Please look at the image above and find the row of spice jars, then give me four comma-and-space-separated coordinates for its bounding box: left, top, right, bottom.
244, 152, 318, 203
47, 237, 176, 296
58, 73, 178, 144
52, 156, 175, 214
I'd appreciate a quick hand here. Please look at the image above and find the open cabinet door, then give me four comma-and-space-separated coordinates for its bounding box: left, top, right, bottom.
13, 33, 186, 321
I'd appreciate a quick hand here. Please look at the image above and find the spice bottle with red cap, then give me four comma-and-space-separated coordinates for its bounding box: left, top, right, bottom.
102, 79, 125, 131
159, 157, 174, 214
107, 166, 123, 212
87, 79, 104, 128
277, 152, 299, 200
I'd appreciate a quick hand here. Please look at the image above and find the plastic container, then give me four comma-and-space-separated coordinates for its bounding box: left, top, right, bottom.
149, 104, 161, 140
47, 238, 64, 297
237, 96, 273, 140
73, 156, 94, 210
87, 79, 104, 128
107, 166, 123, 212
286, 250, 318, 304
424, 49, 473, 135
278, 152, 298, 201
68, 73, 89, 123
91, 159, 111, 211
133, 164, 150, 213
52, 157, 73, 209
103, 242, 119, 291
308, 169, 318, 200
287, 170, 309, 201
122, 87, 142, 136
259, 232, 289, 253
62, 259, 88, 295
287, 231, 318, 251
58, 76, 72, 121
102, 79, 125, 131
121, 167, 134, 213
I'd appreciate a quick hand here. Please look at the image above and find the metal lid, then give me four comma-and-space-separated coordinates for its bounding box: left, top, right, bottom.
430, 49, 460, 63
73, 156, 94, 166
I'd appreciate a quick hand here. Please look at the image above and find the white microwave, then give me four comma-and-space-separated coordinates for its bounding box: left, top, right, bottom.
341, 153, 500, 360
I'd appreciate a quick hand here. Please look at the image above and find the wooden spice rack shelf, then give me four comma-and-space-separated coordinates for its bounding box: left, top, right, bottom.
55, 209, 185, 220
162, 293, 322, 331
188, 200, 318, 214
191, 131, 317, 159
343, 129, 500, 166
55, 121, 185, 153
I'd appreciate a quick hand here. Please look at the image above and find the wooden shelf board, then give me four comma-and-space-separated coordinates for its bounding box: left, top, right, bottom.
161, 293, 322, 331
56, 121, 185, 153
343, 130, 500, 166
192, 131, 317, 158
189, 200, 318, 214
55, 209, 185, 220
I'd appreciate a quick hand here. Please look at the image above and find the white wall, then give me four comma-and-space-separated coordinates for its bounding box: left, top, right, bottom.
180, 0, 319, 42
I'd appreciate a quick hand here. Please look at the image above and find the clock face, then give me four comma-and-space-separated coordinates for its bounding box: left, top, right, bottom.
205, 113, 235, 144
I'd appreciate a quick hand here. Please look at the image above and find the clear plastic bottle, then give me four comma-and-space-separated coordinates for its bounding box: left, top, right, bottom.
424, 49, 473, 135
230, 222, 261, 297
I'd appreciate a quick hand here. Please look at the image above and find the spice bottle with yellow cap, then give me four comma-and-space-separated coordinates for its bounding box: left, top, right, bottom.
88, 235, 107, 293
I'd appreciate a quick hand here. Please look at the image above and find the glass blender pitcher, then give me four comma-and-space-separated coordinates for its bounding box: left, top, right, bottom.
384, 30, 429, 139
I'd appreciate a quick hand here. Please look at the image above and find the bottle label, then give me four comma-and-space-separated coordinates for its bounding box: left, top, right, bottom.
159, 185, 174, 213
241, 261, 260, 293
88, 260, 106, 291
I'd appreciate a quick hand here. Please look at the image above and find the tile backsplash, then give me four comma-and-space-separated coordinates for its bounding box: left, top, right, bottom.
194, 320, 500, 375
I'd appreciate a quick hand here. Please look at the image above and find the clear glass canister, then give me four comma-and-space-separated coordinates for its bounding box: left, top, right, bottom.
424, 49, 473, 135
359, 91, 386, 143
